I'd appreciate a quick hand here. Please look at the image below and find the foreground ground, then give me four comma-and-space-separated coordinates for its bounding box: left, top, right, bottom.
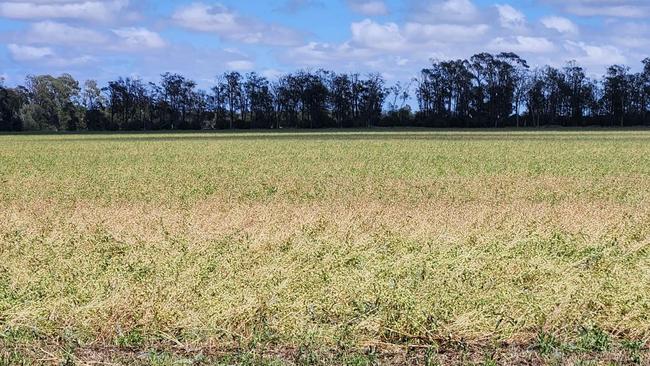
1, 130, 650, 365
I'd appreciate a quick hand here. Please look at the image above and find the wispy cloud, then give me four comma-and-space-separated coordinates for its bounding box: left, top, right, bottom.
0, 0, 132, 22
347, 0, 389, 16
172, 3, 303, 46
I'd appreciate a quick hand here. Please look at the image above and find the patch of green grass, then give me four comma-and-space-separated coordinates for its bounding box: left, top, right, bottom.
535, 331, 560, 356
622, 340, 645, 364
0, 351, 30, 366
115, 328, 145, 349
577, 326, 611, 353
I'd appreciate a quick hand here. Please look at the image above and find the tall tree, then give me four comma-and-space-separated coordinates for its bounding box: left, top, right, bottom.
82, 80, 106, 130
22, 74, 80, 131
223, 72, 243, 129
603, 65, 630, 126
0, 83, 26, 131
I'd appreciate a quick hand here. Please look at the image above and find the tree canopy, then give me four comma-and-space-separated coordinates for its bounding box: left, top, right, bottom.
1, 52, 650, 131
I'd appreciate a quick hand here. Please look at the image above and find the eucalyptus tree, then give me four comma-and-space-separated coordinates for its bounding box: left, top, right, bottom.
603, 65, 630, 126
644, 58, 650, 123
499, 53, 529, 127
563, 61, 587, 123
104, 78, 129, 129
210, 75, 227, 128
301, 70, 330, 128
0, 83, 25, 131
82, 80, 107, 130
160, 73, 197, 129
222, 71, 243, 128
417, 62, 447, 123
330, 73, 354, 128
444, 59, 474, 121
526, 69, 546, 127
244, 72, 274, 128
358, 73, 386, 128
21, 74, 80, 130
488, 52, 528, 127
273, 73, 301, 128
387, 80, 413, 126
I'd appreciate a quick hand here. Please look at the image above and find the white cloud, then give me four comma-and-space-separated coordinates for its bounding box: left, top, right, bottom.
7, 43, 96, 67
568, 4, 650, 18
51, 55, 95, 67
548, 0, 650, 18
7, 43, 54, 60
172, 3, 237, 33
403, 22, 489, 42
226, 60, 254, 71
418, 0, 479, 23
489, 36, 556, 53
0, 0, 129, 22
1, 0, 648, 86
17, 21, 166, 53
495, 4, 526, 30
347, 0, 388, 16
113, 44, 267, 89
351, 19, 405, 51
283, 41, 379, 68
349, 19, 489, 52
564, 40, 626, 68
25, 21, 109, 45
261, 68, 284, 79
442, 0, 478, 18
396, 56, 409, 66
172, 3, 302, 46
112, 27, 166, 49
282, 15, 493, 79
602, 20, 650, 50
541, 16, 579, 34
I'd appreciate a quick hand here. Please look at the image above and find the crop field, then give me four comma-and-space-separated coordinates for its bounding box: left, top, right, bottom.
1, 130, 650, 365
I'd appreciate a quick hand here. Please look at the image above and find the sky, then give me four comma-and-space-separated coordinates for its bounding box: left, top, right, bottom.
0, 0, 649, 88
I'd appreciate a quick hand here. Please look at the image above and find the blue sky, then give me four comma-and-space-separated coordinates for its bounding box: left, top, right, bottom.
1, 0, 649, 88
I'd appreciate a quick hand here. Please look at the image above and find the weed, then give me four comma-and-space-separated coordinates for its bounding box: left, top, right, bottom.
622, 340, 644, 364
424, 346, 439, 366
535, 331, 560, 356
116, 329, 145, 348
577, 326, 611, 353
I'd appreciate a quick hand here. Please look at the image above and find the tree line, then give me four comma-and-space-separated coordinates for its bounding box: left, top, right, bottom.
1, 52, 649, 131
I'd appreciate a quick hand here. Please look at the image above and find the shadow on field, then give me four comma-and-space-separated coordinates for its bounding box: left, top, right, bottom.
6, 129, 650, 144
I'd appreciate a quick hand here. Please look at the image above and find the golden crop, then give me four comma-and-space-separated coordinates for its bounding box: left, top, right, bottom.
1, 130, 649, 365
